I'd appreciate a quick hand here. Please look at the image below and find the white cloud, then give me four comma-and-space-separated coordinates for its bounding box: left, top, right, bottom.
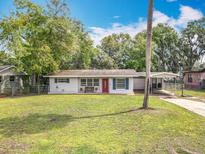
113, 16, 121, 19
89, 20, 147, 46
177, 5, 203, 26
166, 0, 177, 2
90, 5, 203, 45
153, 11, 170, 25
153, 5, 203, 29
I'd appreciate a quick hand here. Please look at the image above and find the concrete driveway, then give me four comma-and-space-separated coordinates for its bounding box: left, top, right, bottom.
161, 98, 205, 117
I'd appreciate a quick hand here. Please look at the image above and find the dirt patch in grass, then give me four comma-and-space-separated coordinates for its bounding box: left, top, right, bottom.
138, 107, 156, 110
164, 137, 203, 154
176, 147, 200, 154
0, 139, 30, 154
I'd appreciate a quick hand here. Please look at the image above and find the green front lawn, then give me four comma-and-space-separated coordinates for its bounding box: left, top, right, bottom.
0, 95, 204, 154
173, 89, 205, 99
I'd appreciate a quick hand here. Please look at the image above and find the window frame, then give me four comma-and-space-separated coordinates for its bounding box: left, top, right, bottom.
80, 78, 87, 86
87, 78, 93, 86
116, 78, 126, 89
188, 74, 193, 83
9, 76, 15, 82
94, 79, 99, 86
55, 78, 70, 83
80, 78, 99, 87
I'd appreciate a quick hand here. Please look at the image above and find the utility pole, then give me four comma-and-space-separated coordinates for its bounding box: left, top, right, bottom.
143, 0, 154, 109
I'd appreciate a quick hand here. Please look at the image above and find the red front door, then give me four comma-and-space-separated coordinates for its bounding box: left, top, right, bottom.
102, 79, 109, 93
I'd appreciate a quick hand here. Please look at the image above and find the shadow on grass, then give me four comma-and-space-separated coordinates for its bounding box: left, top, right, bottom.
0, 114, 73, 137
0, 108, 149, 137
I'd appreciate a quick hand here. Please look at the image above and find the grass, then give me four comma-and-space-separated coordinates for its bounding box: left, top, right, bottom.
173, 89, 205, 99
0, 95, 204, 154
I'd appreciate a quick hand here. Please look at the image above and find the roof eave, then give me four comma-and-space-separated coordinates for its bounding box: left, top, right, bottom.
44, 75, 137, 78
0, 65, 15, 73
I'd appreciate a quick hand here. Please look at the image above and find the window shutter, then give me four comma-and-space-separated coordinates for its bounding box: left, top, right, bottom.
126, 78, 129, 89
67, 78, 70, 83
113, 78, 116, 90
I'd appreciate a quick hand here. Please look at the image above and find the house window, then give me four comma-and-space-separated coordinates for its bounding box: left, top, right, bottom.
94, 79, 99, 86
188, 74, 192, 83
81, 79, 86, 86
0, 76, 2, 83
80, 78, 99, 87
55, 78, 69, 83
116, 78, 126, 89
87, 78, 93, 86
10, 76, 15, 82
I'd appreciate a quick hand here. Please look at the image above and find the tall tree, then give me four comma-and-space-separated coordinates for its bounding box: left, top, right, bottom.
0, 0, 94, 84
152, 24, 180, 73
98, 33, 132, 68
70, 30, 94, 69
46, 0, 69, 17
91, 48, 116, 69
179, 18, 205, 71
125, 32, 146, 71
143, 0, 154, 109
192, 60, 205, 71
0, 0, 59, 82
0, 52, 10, 65
45, 0, 94, 70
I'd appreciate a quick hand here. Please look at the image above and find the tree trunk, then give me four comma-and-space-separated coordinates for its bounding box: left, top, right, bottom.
143, 0, 154, 109
36, 74, 40, 95
32, 73, 36, 86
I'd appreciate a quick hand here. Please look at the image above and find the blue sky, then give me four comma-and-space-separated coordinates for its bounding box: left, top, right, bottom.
0, 0, 204, 44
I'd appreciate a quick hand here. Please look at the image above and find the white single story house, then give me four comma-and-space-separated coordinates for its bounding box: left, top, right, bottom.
45, 69, 136, 94
0, 65, 25, 94
45, 69, 179, 94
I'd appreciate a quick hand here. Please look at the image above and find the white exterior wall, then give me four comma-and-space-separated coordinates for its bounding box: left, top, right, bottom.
49, 77, 134, 94
0, 67, 23, 94
49, 77, 78, 94
133, 78, 165, 90
133, 78, 145, 90
109, 77, 134, 94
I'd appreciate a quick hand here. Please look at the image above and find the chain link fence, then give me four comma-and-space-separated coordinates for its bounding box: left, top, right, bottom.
163, 82, 182, 91
3, 85, 49, 96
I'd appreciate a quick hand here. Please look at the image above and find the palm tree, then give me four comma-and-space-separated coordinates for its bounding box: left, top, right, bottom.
143, 0, 154, 109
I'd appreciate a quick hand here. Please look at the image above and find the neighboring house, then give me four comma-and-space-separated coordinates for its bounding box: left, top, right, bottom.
0, 65, 25, 94
45, 69, 135, 94
184, 68, 205, 89
45, 69, 179, 94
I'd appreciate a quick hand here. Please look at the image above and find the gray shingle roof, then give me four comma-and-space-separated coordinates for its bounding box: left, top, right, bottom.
135, 72, 180, 78
45, 69, 179, 78
45, 69, 138, 77
184, 68, 205, 73
0, 65, 14, 73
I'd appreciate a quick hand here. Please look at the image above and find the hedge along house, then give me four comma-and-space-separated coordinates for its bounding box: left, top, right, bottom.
45, 69, 136, 94
0, 65, 25, 95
